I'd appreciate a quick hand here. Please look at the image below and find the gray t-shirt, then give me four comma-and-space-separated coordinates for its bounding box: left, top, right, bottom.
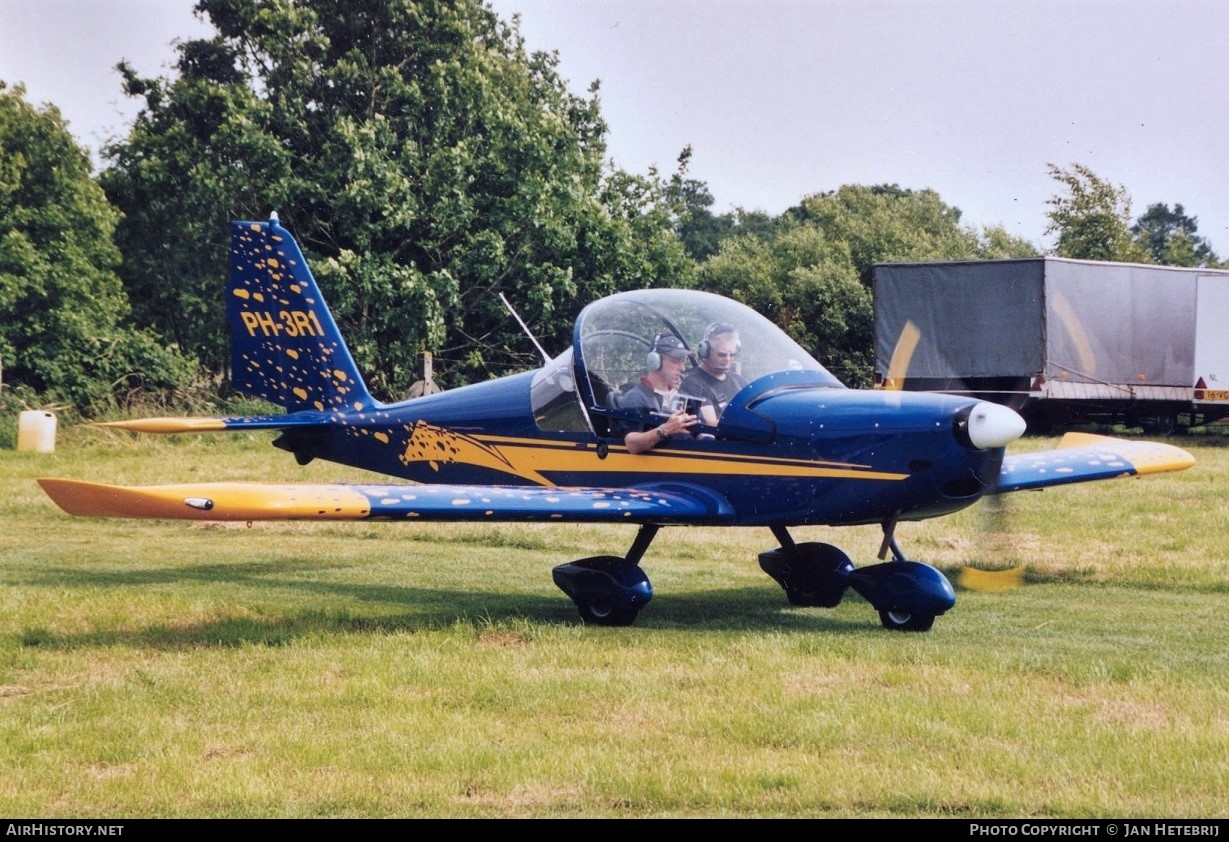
615, 381, 680, 438
679, 367, 747, 418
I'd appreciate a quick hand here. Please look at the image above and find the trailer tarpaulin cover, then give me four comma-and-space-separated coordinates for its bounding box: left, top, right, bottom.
872, 260, 1045, 380
1044, 261, 1195, 386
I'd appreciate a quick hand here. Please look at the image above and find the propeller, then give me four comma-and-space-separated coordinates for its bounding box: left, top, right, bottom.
879, 317, 1025, 591
882, 319, 921, 391
958, 489, 1025, 591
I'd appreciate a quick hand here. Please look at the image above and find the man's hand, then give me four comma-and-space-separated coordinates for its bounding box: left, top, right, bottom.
624, 408, 697, 454
658, 408, 696, 437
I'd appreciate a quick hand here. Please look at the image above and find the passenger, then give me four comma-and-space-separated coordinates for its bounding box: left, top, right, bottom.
618, 334, 699, 454
680, 322, 747, 423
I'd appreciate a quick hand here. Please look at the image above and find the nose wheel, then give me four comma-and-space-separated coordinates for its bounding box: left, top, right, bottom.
763, 525, 955, 631
576, 601, 640, 627
878, 609, 936, 632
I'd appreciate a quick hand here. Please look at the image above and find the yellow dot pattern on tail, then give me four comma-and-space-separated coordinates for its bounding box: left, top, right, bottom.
227, 221, 368, 413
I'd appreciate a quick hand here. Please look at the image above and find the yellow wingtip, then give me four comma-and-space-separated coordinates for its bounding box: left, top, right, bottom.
1055, 432, 1196, 475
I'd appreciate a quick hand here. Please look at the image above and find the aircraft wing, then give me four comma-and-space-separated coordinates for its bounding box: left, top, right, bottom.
991, 432, 1195, 494
37, 478, 735, 525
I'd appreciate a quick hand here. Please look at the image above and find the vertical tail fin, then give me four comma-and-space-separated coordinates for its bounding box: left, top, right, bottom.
227, 215, 374, 413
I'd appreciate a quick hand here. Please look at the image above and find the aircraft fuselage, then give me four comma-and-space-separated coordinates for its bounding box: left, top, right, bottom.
273, 372, 1004, 529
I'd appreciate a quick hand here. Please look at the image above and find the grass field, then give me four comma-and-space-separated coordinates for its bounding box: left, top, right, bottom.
2, 424, 1227, 817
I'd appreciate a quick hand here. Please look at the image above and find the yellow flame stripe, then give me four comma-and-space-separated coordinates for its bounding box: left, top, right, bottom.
89, 418, 908, 483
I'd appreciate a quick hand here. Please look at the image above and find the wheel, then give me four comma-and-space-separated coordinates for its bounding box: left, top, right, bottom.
878, 609, 935, 632
577, 602, 639, 627
785, 587, 821, 607
760, 542, 854, 608
1140, 412, 1177, 436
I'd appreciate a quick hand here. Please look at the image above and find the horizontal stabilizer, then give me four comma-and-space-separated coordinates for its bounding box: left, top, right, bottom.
993, 432, 1195, 494
38, 479, 733, 524
93, 414, 330, 434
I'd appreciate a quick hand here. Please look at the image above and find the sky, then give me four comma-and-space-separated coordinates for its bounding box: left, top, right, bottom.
3, 0, 1227, 254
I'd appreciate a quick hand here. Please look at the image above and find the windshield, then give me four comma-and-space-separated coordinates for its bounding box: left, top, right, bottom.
530, 347, 591, 433
575, 289, 841, 415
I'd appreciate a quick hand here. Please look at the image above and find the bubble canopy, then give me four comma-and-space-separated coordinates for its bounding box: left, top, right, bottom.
575, 288, 840, 396
529, 289, 843, 436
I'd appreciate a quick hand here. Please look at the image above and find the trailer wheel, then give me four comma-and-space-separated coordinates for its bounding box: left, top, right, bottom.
1140, 413, 1178, 436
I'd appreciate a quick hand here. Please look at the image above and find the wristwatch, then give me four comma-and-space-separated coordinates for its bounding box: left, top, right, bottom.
656, 427, 668, 441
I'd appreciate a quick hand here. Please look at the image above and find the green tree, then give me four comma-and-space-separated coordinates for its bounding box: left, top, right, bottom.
664, 180, 785, 265
700, 219, 871, 385
1044, 163, 1149, 262
974, 224, 1042, 260
0, 83, 193, 410
697, 184, 1037, 386
664, 147, 776, 263
794, 184, 1036, 280
1131, 202, 1220, 267
101, 38, 289, 377
666, 170, 728, 262
103, 0, 692, 395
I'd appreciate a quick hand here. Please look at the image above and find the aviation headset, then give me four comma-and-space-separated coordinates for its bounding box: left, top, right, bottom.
697, 322, 742, 361
646, 333, 689, 372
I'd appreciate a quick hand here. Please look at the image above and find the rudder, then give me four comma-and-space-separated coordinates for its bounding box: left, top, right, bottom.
227, 215, 373, 413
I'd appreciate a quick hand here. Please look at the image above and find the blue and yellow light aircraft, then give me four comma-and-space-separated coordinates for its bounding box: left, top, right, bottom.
38, 216, 1196, 631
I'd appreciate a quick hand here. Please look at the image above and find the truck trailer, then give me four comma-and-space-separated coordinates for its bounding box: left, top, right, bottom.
871, 257, 1229, 433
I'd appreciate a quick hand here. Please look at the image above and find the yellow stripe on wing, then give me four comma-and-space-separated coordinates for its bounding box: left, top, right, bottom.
38, 479, 372, 521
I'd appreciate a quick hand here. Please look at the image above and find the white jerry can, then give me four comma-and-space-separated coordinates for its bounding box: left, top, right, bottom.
16, 410, 57, 453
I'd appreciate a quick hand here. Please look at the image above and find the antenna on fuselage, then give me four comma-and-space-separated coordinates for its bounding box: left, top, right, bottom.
499, 293, 551, 364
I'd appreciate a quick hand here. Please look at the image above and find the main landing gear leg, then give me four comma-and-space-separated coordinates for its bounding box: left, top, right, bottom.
759, 526, 855, 608
625, 524, 659, 566
551, 525, 658, 627
759, 519, 957, 632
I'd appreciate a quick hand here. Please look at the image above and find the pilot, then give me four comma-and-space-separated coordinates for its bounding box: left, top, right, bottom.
680, 322, 747, 423
618, 334, 699, 454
